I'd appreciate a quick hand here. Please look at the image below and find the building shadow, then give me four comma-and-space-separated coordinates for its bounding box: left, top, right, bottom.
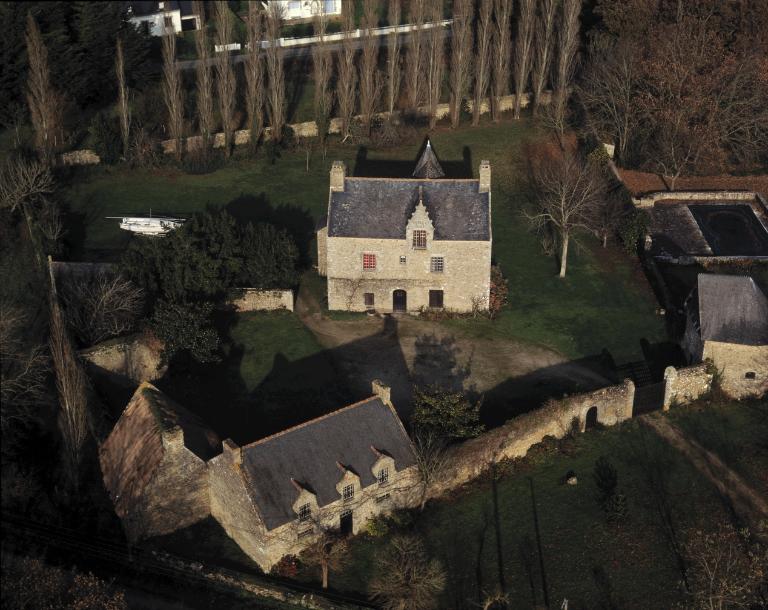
352, 142, 474, 179
412, 333, 473, 393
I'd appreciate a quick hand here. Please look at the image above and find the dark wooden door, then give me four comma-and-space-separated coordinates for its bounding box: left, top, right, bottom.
340, 510, 353, 535
393, 290, 407, 312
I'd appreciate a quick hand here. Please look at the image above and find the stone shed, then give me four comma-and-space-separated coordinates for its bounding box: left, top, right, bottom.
99, 382, 221, 542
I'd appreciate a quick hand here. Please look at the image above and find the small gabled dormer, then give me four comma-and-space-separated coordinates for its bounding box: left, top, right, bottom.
370, 446, 395, 487
290, 478, 318, 525
406, 186, 435, 250
335, 462, 361, 504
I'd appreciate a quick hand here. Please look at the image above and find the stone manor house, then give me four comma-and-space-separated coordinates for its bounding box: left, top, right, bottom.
317, 141, 493, 313
100, 380, 419, 571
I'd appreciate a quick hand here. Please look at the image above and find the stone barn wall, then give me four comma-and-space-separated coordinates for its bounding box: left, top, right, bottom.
81, 333, 166, 384
702, 343, 768, 399
229, 289, 294, 312
663, 364, 714, 408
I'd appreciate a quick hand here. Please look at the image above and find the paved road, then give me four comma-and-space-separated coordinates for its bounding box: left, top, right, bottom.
178, 28, 451, 70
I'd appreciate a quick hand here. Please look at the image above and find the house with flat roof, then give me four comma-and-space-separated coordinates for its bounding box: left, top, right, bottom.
317, 141, 493, 313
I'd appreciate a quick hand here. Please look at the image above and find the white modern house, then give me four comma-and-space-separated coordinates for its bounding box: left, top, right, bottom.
128, 1, 201, 36
262, 0, 342, 21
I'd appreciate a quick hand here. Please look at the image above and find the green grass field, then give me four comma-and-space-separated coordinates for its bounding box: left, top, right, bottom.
293, 398, 765, 609
63, 118, 664, 362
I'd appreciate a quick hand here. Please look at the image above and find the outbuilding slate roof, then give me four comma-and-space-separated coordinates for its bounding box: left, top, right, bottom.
328, 179, 490, 241
241, 396, 416, 531
695, 274, 768, 345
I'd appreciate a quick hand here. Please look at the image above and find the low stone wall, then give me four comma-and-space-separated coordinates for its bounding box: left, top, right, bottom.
229, 289, 294, 312
429, 380, 635, 499
59, 149, 100, 166
663, 364, 713, 409
81, 332, 166, 384
633, 190, 759, 209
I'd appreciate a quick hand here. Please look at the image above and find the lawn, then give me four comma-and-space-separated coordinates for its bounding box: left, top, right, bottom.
294, 401, 756, 609
63, 117, 664, 363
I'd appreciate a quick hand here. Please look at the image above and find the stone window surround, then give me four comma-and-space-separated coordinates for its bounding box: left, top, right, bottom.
413, 230, 427, 249
429, 289, 444, 309
364, 292, 375, 308
297, 503, 311, 522
342, 484, 354, 502
377, 466, 389, 486
362, 252, 377, 271
430, 256, 445, 273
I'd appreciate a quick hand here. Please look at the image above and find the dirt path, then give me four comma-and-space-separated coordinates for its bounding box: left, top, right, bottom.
296, 285, 611, 420
643, 416, 768, 540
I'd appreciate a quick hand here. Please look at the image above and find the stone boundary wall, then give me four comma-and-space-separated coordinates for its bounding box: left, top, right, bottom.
633, 190, 759, 209
60, 149, 101, 165
81, 333, 166, 384
228, 289, 294, 312
663, 364, 713, 409
428, 380, 636, 500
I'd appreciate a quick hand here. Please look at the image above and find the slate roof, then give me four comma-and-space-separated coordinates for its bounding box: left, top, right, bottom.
695, 274, 768, 345
240, 396, 416, 531
412, 140, 445, 179
328, 179, 490, 241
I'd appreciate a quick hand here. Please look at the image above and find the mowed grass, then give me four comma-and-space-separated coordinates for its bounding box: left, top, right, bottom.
298, 407, 738, 609
63, 117, 664, 361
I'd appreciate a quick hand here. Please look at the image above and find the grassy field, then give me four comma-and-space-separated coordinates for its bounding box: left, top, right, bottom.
292, 398, 764, 609
63, 118, 664, 362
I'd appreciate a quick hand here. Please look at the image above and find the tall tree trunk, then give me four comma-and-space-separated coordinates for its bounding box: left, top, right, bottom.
449, 0, 472, 129
404, 0, 426, 112
322, 560, 329, 589
553, 0, 581, 141
532, 0, 556, 116
337, 0, 357, 141
215, 1, 236, 157
472, 0, 493, 126
194, 1, 214, 154
265, 3, 285, 143
491, 0, 513, 122
25, 14, 61, 162
245, 1, 265, 152
559, 232, 569, 278
513, 0, 536, 119
115, 37, 131, 159
359, 1, 381, 135
162, 26, 184, 161
425, 0, 445, 129
386, 0, 401, 117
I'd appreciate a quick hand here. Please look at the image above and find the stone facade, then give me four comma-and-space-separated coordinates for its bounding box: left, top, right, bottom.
702, 342, 768, 399
663, 364, 713, 409
228, 289, 294, 312
319, 158, 492, 313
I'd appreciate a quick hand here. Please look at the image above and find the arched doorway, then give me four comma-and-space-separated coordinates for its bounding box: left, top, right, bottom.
584, 406, 598, 430
393, 290, 407, 312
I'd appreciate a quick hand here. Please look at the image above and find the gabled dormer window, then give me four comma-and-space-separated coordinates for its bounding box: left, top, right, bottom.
413, 230, 427, 249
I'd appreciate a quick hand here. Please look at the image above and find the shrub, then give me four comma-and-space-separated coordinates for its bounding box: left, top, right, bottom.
365, 515, 391, 538
411, 385, 484, 441
181, 147, 223, 175
270, 555, 300, 578
619, 209, 649, 255
593, 456, 618, 504
488, 265, 509, 318
604, 491, 628, 524
88, 111, 121, 164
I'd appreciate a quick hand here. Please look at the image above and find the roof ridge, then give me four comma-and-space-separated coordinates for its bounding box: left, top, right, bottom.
241, 395, 383, 450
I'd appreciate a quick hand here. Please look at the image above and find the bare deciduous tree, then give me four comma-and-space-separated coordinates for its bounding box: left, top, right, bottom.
194, 1, 214, 153
214, 1, 236, 157
337, 0, 357, 141
61, 271, 143, 347
550, 0, 581, 147
312, 5, 333, 153
412, 429, 449, 510
531, 0, 556, 115
425, 0, 445, 129
513, 0, 536, 119
385, 0, 402, 117
369, 534, 447, 610
48, 265, 90, 490
302, 528, 349, 590
162, 27, 184, 161
491, 0, 513, 121
265, 2, 286, 143
586, 184, 628, 248
527, 152, 605, 278
25, 13, 61, 161
245, 1, 265, 152
404, 0, 426, 112
472, 0, 493, 125
684, 524, 767, 610
579, 43, 640, 165
449, 0, 472, 129
359, 0, 382, 135
115, 37, 131, 159
0, 302, 47, 430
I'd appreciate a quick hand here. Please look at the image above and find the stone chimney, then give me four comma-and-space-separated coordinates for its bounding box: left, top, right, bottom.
330, 161, 346, 192
479, 160, 491, 193
222, 438, 242, 465
162, 426, 185, 452
372, 379, 392, 406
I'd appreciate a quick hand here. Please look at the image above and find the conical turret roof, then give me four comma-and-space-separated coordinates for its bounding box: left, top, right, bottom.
412, 139, 445, 179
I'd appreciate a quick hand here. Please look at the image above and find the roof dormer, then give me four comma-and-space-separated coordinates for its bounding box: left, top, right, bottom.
370, 446, 395, 486
335, 462, 361, 504
290, 478, 318, 523
406, 186, 435, 246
